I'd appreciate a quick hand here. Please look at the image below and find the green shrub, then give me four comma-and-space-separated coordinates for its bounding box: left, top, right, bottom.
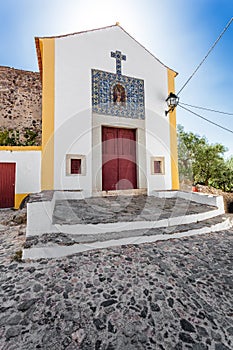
0, 129, 38, 146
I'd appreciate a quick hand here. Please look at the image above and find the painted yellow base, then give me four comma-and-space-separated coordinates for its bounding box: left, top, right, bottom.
14, 193, 29, 209
0, 146, 41, 151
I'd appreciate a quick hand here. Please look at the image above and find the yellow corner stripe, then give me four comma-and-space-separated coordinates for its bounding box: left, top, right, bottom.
167, 68, 179, 190
40, 38, 55, 190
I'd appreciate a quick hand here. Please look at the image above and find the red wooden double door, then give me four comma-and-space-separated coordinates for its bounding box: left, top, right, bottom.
0, 163, 15, 208
102, 127, 137, 191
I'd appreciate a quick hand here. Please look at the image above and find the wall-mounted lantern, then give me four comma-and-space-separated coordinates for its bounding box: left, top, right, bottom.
165, 92, 179, 116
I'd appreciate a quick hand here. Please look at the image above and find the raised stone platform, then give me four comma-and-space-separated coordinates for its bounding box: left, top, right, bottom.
52, 195, 217, 225
23, 191, 232, 259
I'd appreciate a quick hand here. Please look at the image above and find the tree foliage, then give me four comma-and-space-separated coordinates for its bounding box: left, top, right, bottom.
226, 156, 233, 171
177, 125, 232, 192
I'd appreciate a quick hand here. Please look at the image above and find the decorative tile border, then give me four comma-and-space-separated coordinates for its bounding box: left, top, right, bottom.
92, 69, 145, 119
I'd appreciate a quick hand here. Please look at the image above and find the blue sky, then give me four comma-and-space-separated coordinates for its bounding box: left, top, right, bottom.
0, 0, 232, 157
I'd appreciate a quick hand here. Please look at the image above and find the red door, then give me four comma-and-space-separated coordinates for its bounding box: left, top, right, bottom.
102, 127, 137, 191
0, 163, 16, 208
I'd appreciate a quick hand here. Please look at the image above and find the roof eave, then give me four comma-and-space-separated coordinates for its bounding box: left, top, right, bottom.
35, 37, 42, 80
34, 24, 178, 80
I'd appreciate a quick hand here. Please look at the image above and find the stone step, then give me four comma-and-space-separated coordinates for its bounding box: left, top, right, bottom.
23, 215, 232, 260
27, 191, 225, 236
92, 189, 147, 197
52, 196, 217, 226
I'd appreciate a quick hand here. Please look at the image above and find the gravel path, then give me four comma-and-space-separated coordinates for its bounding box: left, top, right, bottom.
0, 209, 233, 350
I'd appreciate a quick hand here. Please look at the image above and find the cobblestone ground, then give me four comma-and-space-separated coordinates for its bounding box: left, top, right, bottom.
0, 209, 233, 350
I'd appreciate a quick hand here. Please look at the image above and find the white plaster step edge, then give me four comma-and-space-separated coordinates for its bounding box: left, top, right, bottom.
57, 208, 223, 235
26, 191, 225, 236
22, 217, 232, 260
28, 208, 224, 237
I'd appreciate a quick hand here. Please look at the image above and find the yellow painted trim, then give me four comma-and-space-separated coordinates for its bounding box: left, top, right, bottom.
40, 38, 55, 190
39, 39, 43, 58
14, 193, 29, 209
167, 68, 179, 190
0, 146, 42, 151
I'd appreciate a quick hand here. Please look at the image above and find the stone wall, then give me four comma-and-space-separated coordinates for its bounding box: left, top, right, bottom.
197, 184, 233, 213
0, 66, 42, 145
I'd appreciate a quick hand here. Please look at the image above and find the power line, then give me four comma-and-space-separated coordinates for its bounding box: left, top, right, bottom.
178, 104, 233, 134
179, 102, 233, 115
177, 17, 233, 96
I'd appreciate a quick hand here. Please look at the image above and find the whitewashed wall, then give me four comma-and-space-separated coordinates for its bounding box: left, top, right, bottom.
54, 26, 172, 193
0, 151, 41, 194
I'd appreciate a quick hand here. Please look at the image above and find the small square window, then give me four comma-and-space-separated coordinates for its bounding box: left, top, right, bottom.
71, 159, 81, 174
151, 157, 165, 175
66, 154, 86, 176
154, 160, 162, 174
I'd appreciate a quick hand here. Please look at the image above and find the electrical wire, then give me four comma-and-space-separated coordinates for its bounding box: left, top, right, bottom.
178, 104, 233, 134
177, 17, 233, 96
179, 102, 233, 115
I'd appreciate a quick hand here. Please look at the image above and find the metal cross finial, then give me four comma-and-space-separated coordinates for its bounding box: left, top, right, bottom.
111, 50, 126, 76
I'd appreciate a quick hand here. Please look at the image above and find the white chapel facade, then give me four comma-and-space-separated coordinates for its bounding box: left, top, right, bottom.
0, 24, 179, 208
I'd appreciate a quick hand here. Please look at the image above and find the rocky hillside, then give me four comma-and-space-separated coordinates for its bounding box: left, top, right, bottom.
0, 66, 42, 145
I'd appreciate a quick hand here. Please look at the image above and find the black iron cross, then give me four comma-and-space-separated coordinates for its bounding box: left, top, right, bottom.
111, 50, 126, 76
